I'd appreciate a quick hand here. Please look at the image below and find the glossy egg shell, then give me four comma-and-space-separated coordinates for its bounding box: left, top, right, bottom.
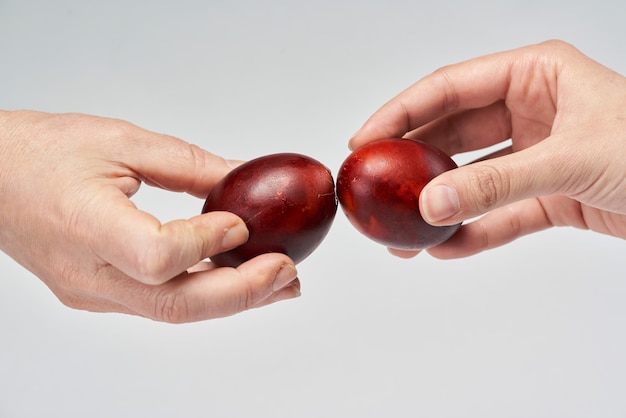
202, 153, 337, 267
336, 138, 461, 250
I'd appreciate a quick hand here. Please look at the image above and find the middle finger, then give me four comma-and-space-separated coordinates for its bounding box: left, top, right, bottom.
403, 100, 512, 157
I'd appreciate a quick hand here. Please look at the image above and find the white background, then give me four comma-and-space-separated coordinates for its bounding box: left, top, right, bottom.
1, 1, 625, 417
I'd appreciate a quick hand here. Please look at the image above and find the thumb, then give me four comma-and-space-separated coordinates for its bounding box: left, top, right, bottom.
419, 142, 573, 225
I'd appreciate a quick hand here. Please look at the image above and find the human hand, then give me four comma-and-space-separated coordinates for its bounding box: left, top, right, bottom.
350, 40, 626, 258
0, 110, 300, 322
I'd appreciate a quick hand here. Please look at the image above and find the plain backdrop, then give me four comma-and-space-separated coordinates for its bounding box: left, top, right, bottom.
1, 1, 625, 417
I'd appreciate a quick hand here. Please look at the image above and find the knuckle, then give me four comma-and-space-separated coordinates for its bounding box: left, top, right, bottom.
242, 280, 257, 311
538, 38, 572, 53
129, 221, 205, 285
56, 291, 87, 311
476, 221, 490, 254
153, 290, 190, 324
504, 205, 522, 239
470, 164, 508, 212
133, 239, 175, 285
235, 270, 258, 312
431, 66, 460, 114
234, 261, 276, 312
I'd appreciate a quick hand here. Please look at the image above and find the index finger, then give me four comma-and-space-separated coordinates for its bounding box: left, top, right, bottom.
349, 47, 518, 150
79, 114, 236, 199
115, 130, 236, 199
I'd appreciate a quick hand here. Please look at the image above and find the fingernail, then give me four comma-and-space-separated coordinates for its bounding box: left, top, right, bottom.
255, 280, 301, 308
273, 263, 298, 292
221, 222, 249, 249
272, 279, 301, 302
421, 185, 459, 223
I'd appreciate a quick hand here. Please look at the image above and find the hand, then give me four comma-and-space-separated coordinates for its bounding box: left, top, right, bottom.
0, 110, 300, 322
350, 40, 626, 258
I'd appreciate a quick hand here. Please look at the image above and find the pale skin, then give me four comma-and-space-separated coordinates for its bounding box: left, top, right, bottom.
350, 40, 626, 258
0, 111, 300, 323
3, 41, 624, 322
